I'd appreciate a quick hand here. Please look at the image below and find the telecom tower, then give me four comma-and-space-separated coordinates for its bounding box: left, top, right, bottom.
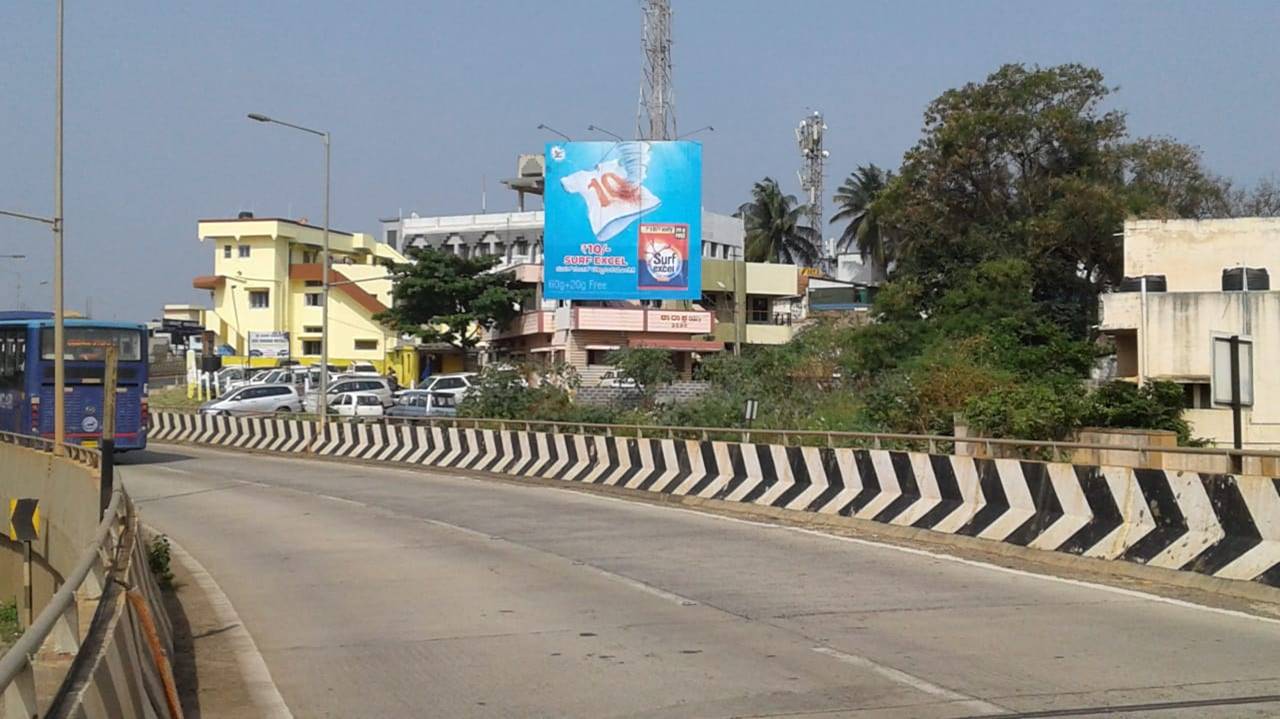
796, 111, 829, 266
639, 0, 676, 140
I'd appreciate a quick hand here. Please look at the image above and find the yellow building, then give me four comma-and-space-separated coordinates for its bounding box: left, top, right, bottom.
190, 215, 443, 378
701, 258, 800, 347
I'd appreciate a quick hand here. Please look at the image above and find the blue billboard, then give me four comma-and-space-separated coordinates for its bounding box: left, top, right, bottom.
543, 141, 702, 300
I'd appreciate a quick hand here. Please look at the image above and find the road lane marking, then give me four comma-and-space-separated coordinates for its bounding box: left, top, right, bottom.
150, 465, 193, 475
317, 494, 365, 507
163, 532, 294, 719
813, 646, 1009, 715
576, 564, 700, 607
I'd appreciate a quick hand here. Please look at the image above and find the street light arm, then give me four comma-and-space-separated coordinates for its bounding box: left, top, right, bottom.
0, 209, 56, 226
536, 123, 572, 142
246, 113, 327, 138
586, 124, 625, 142
677, 125, 715, 140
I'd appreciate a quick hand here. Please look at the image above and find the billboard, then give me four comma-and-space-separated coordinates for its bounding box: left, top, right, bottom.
248, 331, 290, 358
543, 141, 702, 300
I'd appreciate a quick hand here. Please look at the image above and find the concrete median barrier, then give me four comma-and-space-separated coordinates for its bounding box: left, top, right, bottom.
150, 411, 1280, 588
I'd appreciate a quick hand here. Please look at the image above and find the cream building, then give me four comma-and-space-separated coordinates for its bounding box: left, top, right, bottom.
190, 215, 427, 376
1100, 218, 1280, 448
382, 207, 801, 382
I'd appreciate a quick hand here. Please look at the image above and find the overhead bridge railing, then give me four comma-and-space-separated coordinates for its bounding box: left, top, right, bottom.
160, 409, 1280, 469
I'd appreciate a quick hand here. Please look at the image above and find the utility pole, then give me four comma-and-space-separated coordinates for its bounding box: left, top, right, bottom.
53, 0, 67, 449
639, 0, 675, 140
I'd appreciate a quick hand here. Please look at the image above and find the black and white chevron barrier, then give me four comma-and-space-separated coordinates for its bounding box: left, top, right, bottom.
149, 411, 1280, 587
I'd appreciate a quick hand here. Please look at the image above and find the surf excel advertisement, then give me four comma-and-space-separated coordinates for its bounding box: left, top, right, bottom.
542, 140, 702, 300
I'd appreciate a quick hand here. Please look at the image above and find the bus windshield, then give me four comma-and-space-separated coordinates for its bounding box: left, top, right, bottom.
41, 327, 143, 362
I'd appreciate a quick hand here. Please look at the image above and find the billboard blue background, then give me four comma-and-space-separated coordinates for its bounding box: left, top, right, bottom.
543, 141, 702, 300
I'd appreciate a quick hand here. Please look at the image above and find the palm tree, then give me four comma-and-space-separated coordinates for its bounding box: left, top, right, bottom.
736, 178, 820, 265
832, 164, 893, 268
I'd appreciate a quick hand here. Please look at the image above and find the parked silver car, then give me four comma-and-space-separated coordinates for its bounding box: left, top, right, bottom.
304, 377, 394, 412
385, 391, 458, 419
419, 372, 477, 401
199, 384, 303, 416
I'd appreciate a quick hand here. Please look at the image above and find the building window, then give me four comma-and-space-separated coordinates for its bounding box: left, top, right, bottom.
386, 229, 398, 249
239, 245, 251, 258
305, 280, 321, 287
587, 349, 614, 365
302, 340, 322, 356
748, 296, 769, 323
301, 251, 316, 264
303, 325, 322, 333
223, 245, 232, 259
305, 292, 322, 307
1182, 382, 1212, 409
248, 290, 269, 309
354, 339, 378, 351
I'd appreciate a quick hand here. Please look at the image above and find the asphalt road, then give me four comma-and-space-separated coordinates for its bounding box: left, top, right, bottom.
121, 445, 1280, 718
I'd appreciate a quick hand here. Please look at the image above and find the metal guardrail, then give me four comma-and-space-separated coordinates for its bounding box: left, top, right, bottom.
0, 431, 101, 469
158, 408, 1280, 465
0, 465, 122, 716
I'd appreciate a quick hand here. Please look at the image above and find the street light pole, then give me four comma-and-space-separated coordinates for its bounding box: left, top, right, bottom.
321, 130, 330, 433
0, 256, 28, 308
247, 112, 331, 432
53, 0, 65, 448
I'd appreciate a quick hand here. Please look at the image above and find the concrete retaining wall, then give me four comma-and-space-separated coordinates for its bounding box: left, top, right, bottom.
151, 411, 1280, 588
0, 443, 178, 719
0, 444, 101, 622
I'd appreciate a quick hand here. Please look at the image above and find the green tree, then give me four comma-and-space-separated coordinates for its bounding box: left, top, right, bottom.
1123, 138, 1230, 219
607, 348, 676, 405
831, 164, 894, 267
376, 248, 522, 348
873, 63, 1225, 336
737, 178, 820, 265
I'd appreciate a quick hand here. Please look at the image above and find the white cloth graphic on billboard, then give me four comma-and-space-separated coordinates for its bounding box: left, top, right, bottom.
560, 159, 661, 242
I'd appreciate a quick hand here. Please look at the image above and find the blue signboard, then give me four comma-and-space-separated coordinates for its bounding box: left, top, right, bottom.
543, 141, 702, 300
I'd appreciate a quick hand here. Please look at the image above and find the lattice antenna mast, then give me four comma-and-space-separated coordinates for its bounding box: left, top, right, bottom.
639, 0, 676, 140
796, 111, 829, 263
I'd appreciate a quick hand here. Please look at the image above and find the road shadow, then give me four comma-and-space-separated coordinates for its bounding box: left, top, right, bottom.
115, 449, 197, 466
162, 578, 201, 719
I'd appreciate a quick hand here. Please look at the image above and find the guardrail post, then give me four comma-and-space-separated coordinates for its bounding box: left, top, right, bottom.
4, 659, 37, 719
49, 598, 80, 652
928, 438, 937, 454
873, 436, 881, 450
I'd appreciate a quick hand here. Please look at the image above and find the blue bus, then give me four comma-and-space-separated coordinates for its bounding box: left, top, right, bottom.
0, 312, 148, 450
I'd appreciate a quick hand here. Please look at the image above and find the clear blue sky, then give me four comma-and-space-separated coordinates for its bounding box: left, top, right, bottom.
3, 1, 1278, 321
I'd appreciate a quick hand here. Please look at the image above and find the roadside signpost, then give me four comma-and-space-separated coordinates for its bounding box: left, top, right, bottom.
1212, 334, 1253, 473
9, 498, 40, 626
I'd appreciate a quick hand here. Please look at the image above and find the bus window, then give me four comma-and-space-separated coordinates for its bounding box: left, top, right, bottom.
40, 327, 142, 362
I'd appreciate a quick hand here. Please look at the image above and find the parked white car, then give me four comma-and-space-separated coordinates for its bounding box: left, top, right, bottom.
598, 369, 640, 389
199, 384, 303, 416
329, 392, 385, 417
304, 377, 395, 412
419, 372, 477, 400
342, 362, 381, 377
